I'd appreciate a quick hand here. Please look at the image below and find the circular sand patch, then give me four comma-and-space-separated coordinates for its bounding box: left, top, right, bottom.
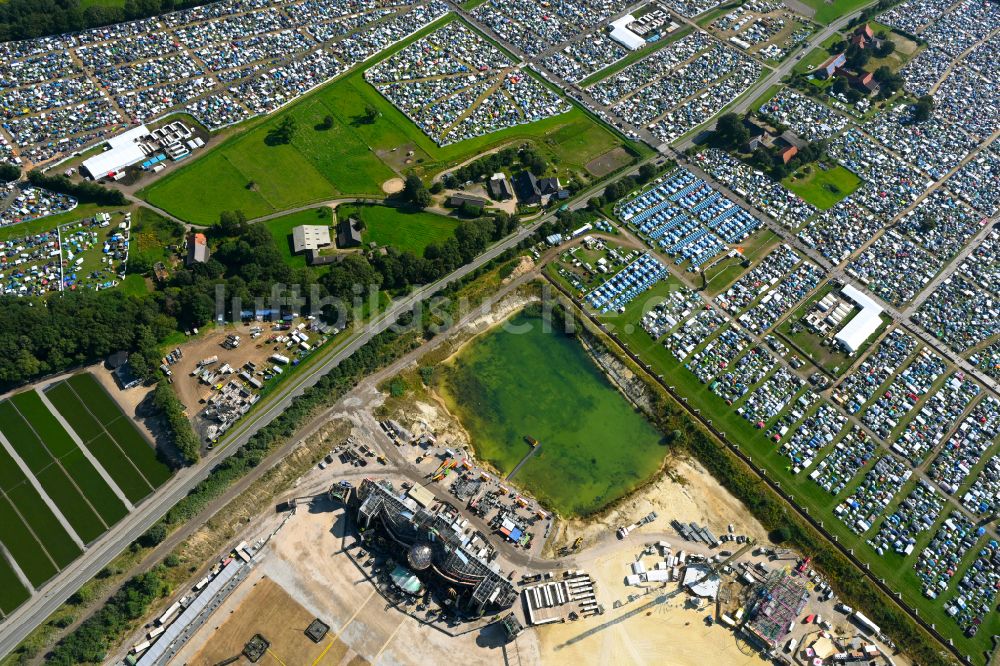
382, 177, 404, 194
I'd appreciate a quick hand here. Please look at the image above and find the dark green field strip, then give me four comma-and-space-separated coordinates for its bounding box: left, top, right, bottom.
65, 374, 172, 487
45, 383, 154, 502
5, 484, 80, 567
0, 495, 58, 586
60, 449, 128, 525
0, 399, 109, 541
10, 390, 78, 457
34, 466, 105, 543
0, 441, 24, 493
45, 383, 103, 442
102, 416, 171, 487
0, 553, 30, 614
81, 433, 153, 504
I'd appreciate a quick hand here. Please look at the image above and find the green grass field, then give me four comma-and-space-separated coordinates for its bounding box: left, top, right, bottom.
142, 17, 631, 226
45, 374, 171, 504
783, 163, 861, 209
0, 444, 81, 577
68, 374, 172, 487
338, 204, 457, 255
797, 0, 874, 25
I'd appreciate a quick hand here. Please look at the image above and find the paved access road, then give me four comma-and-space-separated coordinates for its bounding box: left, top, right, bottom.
0, 149, 657, 659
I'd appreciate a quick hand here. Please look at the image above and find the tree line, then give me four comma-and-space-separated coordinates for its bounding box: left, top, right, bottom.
0, 0, 220, 42
27, 169, 127, 207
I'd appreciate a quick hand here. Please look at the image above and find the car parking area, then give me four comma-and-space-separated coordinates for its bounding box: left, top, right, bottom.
0, 0, 451, 165
867, 479, 943, 557
809, 426, 878, 496
365, 22, 570, 147
615, 167, 763, 270
913, 275, 1000, 353
947, 541, 1000, 638
797, 195, 885, 265
586, 32, 761, 143
735, 258, 823, 334
0, 183, 76, 228
664, 306, 726, 362
777, 402, 846, 474
695, 148, 816, 228
737, 365, 804, 427
926, 395, 1000, 496
834, 454, 911, 535
888, 371, 980, 466
945, 139, 1000, 218
471, 0, 632, 57
757, 87, 847, 142
685, 324, 752, 386
832, 328, 918, 414
706, 0, 814, 63
846, 229, 941, 307
586, 252, 668, 313
915, 510, 979, 600
859, 346, 945, 441
716, 243, 800, 315
539, 32, 627, 84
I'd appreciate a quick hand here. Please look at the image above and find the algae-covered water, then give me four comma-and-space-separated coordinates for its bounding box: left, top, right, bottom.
440, 310, 666, 516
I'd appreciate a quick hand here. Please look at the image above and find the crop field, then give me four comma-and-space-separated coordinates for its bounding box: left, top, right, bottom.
0, 375, 159, 608
338, 204, 458, 255
0, 398, 105, 544
0, 554, 29, 616
440, 309, 666, 516
142, 17, 631, 226
552, 263, 1000, 660
46, 373, 171, 504
0, 441, 80, 587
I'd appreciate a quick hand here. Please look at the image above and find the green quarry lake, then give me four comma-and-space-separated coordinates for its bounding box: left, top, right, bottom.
440, 310, 667, 516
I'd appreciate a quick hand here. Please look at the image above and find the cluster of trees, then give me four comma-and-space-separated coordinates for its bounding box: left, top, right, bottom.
0, 163, 20, 182
152, 383, 200, 464
0, 0, 219, 42
593, 162, 658, 206
443, 146, 520, 186
27, 169, 128, 206
0, 291, 175, 391
912, 94, 934, 122
402, 174, 431, 208
749, 138, 828, 181
710, 113, 749, 151
265, 117, 297, 146
441, 145, 550, 189
46, 568, 168, 664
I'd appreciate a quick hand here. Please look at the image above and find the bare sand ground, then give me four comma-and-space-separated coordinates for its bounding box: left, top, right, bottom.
535, 549, 761, 666
546, 456, 773, 556
173, 504, 539, 666
382, 178, 405, 194
188, 576, 346, 666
